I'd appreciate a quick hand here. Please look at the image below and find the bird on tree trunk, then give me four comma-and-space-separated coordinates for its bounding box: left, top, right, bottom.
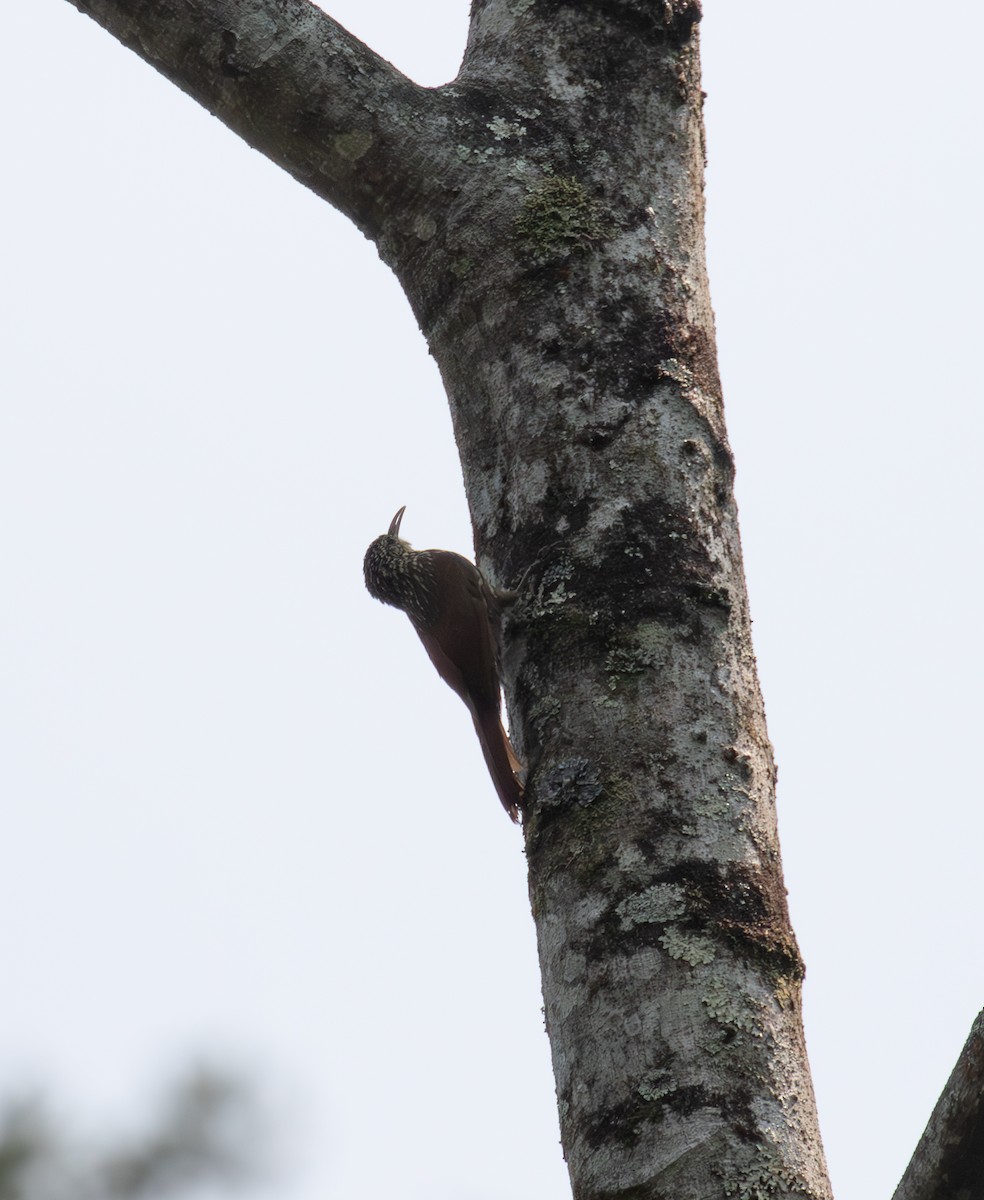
363, 507, 524, 821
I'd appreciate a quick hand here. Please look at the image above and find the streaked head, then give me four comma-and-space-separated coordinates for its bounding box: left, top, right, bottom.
364, 506, 431, 615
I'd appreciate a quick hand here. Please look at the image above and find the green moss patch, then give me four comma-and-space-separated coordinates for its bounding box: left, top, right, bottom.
515, 175, 610, 264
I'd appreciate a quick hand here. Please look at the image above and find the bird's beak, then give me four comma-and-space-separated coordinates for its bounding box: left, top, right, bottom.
388, 506, 406, 537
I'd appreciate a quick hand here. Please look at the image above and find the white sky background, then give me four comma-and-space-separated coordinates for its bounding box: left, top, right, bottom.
2, 2, 982, 1198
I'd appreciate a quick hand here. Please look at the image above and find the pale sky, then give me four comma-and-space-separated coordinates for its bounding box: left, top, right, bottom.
2, 3, 982, 1198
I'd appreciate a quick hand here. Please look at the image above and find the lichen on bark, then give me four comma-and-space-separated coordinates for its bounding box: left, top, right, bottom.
515, 174, 612, 264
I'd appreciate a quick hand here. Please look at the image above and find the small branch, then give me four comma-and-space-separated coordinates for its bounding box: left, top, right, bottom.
893, 1009, 984, 1200
65, 0, 440, 238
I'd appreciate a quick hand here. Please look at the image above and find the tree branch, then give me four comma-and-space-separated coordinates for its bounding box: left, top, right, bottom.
65, 0, 441, 239
893, 1010, 984, 1200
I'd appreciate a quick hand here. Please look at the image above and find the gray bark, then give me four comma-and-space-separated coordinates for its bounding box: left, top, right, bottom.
64, 1, 834, 1196
893, 1010, 984, 1200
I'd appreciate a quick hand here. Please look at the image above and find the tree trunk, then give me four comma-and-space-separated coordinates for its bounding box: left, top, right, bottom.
64, 1, 832, 1195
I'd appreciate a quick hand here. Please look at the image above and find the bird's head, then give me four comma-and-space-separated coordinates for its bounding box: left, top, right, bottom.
363, 505, 422, 611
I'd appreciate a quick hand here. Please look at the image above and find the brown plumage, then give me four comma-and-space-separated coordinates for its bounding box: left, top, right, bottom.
363, 506, 524, 821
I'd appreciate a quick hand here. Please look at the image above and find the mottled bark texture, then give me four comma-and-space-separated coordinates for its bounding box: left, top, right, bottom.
893, 1010, 984, 1200
66, 1, 833, 1196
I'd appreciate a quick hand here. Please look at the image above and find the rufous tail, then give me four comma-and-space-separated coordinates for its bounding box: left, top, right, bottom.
473, 708, 525, 822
